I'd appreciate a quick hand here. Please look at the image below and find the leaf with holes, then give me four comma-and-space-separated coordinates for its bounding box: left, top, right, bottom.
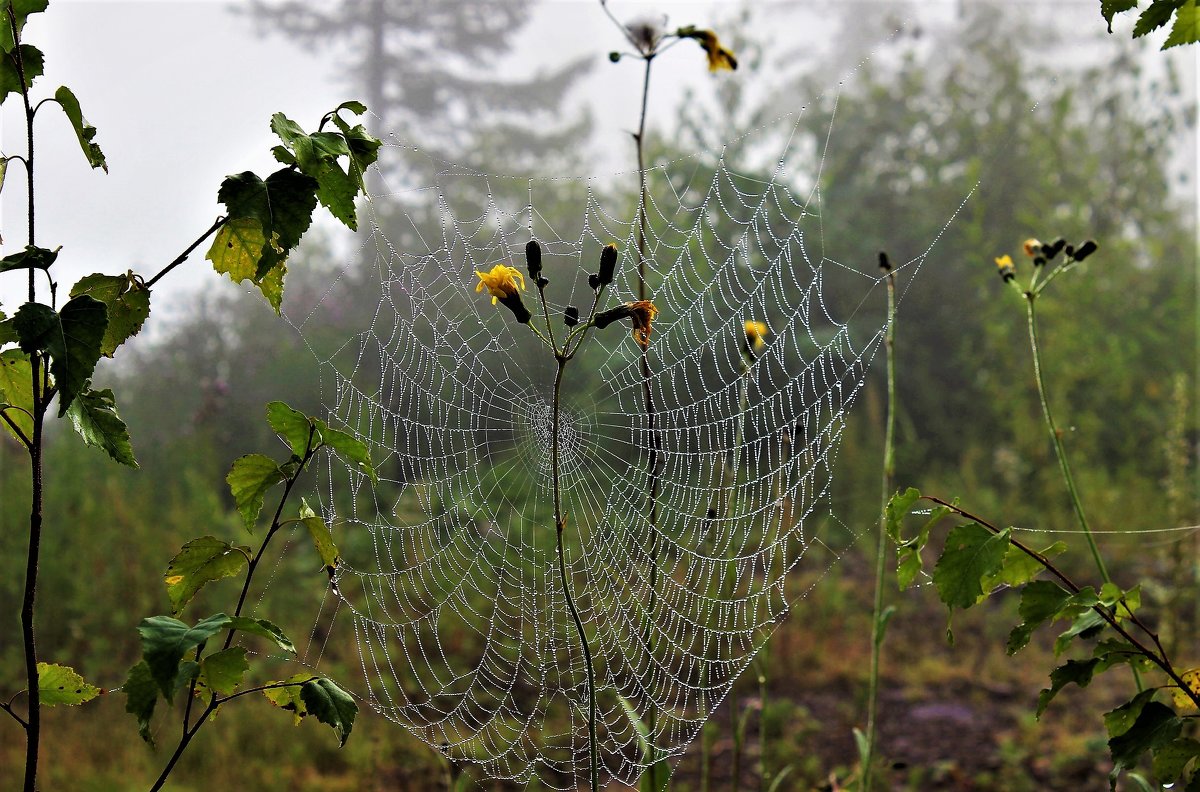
163, 536, 250, 615
37, 662, 101, 705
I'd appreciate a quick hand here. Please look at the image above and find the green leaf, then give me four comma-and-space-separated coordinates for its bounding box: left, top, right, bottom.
0, 0, 49, 52
198, 647, 249, 696
884, 487, 921, 542
206, 216, 267, 284
300, 498, 339, 571
315, 419, 377, 483
226, 616, 296, 654
1007, 580, 1072, 654
267, 400, 312, 458
0, 311, 14, 346
330, 111, 381, 192
300, 677, 357, 746
69, 272, 150, 356
1133, 0, 1184, 36
931, 523, 1010, 610
1100, 0, 1140, 30
1036, 658, 1099, 718
1054, 606, 1107, 656
263, 673, 313, 724
311, 159, 358, 230
1154, 738, 1200, 784
0, 44, 42, 103
982, 540, 1067, 590
37, 662, 101, 705
137, 613, 231, 700
1164, 0, 1200, 47
0, 348, 33, 442
0, 245, 58, 274
227, 453, 287, 532
1110, 702, 1182, 779
66, 385, 136, 466
257, 168, 319, 275
14, 296, 108, 416
53, 86, 106, 171
163, 536, 250, 615
122, 660, 158, 745
618, 693, 669, 791
1106, 689, 1158, 738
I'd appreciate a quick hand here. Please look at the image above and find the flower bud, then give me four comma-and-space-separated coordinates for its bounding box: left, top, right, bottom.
878, 251, 891, 273
588, 274, 600, 291
598, 243, 619, 286
1073, 240, 1098, 261
608, 51, 621, 63
564, 306, 579, 327
536, 276, 549, 289
525, 239, 542, 280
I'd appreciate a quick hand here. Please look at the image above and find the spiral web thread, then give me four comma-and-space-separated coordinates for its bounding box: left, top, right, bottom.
294, 87, 961, 789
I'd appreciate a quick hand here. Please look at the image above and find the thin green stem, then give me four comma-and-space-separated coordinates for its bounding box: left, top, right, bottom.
862, 269, 897, 791
551, 358, 599, 792
1024, 296, 1109, 583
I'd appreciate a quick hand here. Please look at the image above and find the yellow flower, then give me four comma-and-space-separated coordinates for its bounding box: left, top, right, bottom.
677, 26, 738, 72
695, 29, 737, 72
744, 320, 768, 352
994, 254, 1013, 270
475, 264, 525, 305
628, 300, 659, 347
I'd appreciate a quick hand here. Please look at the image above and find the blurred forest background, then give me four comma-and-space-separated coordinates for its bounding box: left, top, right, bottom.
1, 0, 1196, 789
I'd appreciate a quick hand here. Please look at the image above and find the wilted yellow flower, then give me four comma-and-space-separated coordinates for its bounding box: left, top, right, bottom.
744, 320, 768, 352
475, 264, 525, 304
677, 27, 738, 72
1022, 239, 1042, 257
628, 300, 659, 347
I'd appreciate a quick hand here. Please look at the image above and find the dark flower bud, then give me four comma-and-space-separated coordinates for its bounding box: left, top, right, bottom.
499, 293, 531, 324
1033, 256, 1046, 267
564, 306, 579, 327
1064, 244, 1075, 258
1073, 240, 1097, 261
597, 243, 619, 286
536, 276, 549, 289
608, 51, 621, 63
525, 239, 542, 280
593, 303, 633, 329
878, 251, 891, 273
588, 273, 600, 290
1046, 238, 1066, 259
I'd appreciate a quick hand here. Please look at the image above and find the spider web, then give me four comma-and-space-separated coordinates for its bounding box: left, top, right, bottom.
291, 80, 964, 789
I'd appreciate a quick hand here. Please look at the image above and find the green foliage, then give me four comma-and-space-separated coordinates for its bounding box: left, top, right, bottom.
1104, 0, 1200, 48
13, 295, 107, 415
266, 400, 312, 458
122, 660, 158, 745
0, 244, 58, 274
299, 498, 338, 572
36, 661, 100, 705
68, 272, 150, 357
227, 453, 290, 532
0, 347, 34, 440
931, 523, 1010, 610
137, 613, 232, 700
163, 536, 251, 615
298, 677, 357, 747
0, 43, 42, 102
198, 647, 249, 696
53, 85, 106, 171
65, 384, 136, 466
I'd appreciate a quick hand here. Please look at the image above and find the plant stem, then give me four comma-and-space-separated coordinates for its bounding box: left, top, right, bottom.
551, 357, 599, 792
145, 215, 228, 289
1024, 295, 1111, 584
11, 10, 42, 789
862, 269, 897, 792
633, 51, 665, 788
